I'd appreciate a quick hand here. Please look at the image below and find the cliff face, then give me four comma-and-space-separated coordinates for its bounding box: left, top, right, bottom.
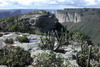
56, 11, 81, 23
55, 8, 100, 23
60, 8, 100, 44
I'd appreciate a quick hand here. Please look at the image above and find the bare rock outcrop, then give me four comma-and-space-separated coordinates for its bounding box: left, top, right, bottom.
17, 11, 65, 33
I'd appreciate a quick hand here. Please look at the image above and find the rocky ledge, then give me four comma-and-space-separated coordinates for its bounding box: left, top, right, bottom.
0, 32, 80, 67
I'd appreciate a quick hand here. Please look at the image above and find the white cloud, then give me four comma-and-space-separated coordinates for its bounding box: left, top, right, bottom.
85, 0, 96, 5
0, 1, 8, 7
50, 1, 58, 5
8, 0, 50, 5
0, 0, 100, 9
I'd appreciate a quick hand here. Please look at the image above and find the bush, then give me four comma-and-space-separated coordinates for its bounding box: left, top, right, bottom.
0, 33, 3, 37
4, 32, 9, 35
0, 46, 32, 67
9, 22, 33, 33
76, 46, 100, 67
39, 37, 49, 49
33, 53, 63, 67
4, 38, 14, 44
16, 36, 29, 43
5, 17, 14, 22
35, 33, 44, 35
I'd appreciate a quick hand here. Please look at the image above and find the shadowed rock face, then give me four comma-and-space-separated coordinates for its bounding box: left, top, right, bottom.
34, 14, 59, 33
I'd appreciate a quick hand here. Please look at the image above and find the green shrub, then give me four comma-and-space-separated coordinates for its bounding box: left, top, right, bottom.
0, 33, 3, 37
76, 46, 100, 67
39, 37, 49, 49
35, 33, 44, 35
0, 46, 32, 67
4, 38, 14, 44
5, 17, 14, 22
9, 22, 33, 33
16, 36, 29, 43
33, 53, 63, 67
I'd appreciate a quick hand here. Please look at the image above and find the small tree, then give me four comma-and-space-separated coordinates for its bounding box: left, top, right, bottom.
40, 29, 68, 51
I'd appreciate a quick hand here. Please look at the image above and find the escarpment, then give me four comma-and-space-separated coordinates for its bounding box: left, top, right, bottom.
55, 8, 100, 23
56, 11, 81, 23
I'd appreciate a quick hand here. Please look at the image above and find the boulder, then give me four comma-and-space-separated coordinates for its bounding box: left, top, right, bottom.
31, 50, 53, 57
68, 60, 79, 67
55, 51, 73, 60
27, 65, 33, 67
0, 65, 7, 67
0, 42, 6, 49
13, 42, 41, 51
34, 14, 57, 32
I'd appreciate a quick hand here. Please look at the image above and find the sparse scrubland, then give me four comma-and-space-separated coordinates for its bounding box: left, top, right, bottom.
0, 10, 100, 67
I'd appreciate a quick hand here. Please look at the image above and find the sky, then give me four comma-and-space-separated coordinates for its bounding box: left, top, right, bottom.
0, 0, 100, 9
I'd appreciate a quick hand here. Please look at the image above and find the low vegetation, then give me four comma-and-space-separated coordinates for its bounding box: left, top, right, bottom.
0, 46, 32, 67
33, 53, 64, 67
62, 21, 100, 44
39, 29, 100, 67
4, 38, 14, 44
0, 10, 100, 67
40, 29, 68, 51
16, 35, 29, 43
9, 22, 33, 33
0, 17, 36, 33
68, 31, 93, 50
76, 46, 100, 67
